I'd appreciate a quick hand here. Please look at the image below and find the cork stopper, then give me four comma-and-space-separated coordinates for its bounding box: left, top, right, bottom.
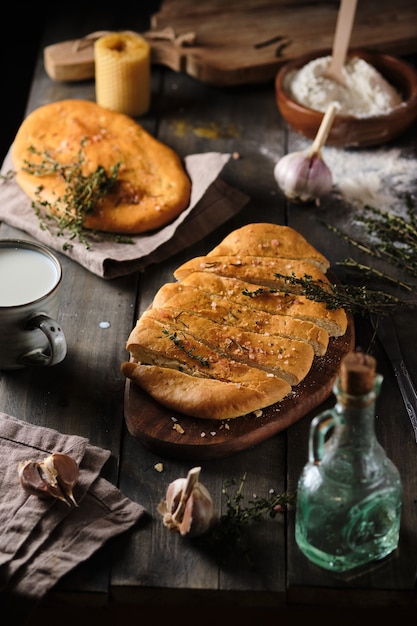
339, 350, 376, 395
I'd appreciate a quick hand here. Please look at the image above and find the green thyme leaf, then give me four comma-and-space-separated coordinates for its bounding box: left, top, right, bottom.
21, 140, 128, 250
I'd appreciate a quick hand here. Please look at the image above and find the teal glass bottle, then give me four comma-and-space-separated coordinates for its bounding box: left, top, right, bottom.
295, 351, 402, 572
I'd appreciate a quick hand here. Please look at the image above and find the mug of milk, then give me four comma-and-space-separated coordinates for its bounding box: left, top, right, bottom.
0, 239, 67, 369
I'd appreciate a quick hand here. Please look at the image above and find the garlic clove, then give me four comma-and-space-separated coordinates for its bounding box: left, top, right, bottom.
157, 466, 216, 537
18, 459, 67, 503
179, 480, 216, 537
40, 453, 79, 507
18, 452, 79, 508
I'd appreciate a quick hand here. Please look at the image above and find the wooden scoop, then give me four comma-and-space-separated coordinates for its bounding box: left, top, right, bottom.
325, 0, 358, 86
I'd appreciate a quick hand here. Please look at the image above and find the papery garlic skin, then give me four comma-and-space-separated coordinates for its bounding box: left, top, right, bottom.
179, 481, 216, 537
274, 149, 333, 203
157, 466, 216, 537
18, 452, 79, 507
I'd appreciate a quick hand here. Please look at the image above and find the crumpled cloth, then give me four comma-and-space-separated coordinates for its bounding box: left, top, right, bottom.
0, 412, 145, 600
0, 149, 249, 279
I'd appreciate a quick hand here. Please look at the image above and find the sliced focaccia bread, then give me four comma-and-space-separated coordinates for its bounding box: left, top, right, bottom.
181, 272, 348, 338
207, 223, 330, 272
173, 255, 330, 287
141, 307, 315, 385
121, 361, 291, 420
122, 222, 348, 421
127, 314, 297, 384
151, 282, 329, 356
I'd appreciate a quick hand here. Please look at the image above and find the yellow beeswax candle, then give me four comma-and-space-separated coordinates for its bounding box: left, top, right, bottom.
94, 32, 150, 117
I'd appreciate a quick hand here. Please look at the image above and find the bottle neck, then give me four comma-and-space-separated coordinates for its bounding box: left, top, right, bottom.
329, 373, 383, 451
334, 397, 377, 445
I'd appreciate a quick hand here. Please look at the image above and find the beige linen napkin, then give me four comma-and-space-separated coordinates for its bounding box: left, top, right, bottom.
0, 149, 249, 279
0, 412, 145, 600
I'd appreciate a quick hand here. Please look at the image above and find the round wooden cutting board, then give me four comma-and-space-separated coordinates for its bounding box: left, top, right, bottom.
124, 313, 355, 460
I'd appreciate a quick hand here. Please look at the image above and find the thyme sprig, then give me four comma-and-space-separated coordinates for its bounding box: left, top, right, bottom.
22, 141, 128, 250
324, 200, 417, 293
194, 474, 295, 564
162, 328, 210, 366
242, 274, 403, 316
275, 272, 403, 316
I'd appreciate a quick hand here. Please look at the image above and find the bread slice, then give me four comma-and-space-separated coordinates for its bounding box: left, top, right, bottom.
121, 361, 291, 420
173, 255, 330, 287
141, 307, 315, 385
207, 223, 329, 272
152, 282, 329, 356
181, 272, 347, 338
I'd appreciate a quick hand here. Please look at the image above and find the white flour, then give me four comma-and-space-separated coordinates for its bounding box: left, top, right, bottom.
289, 136, 416, 218
285, 56, 403, 117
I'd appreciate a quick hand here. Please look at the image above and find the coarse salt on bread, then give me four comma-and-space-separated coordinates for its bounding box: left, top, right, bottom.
174, 255, 330, 287
207, 223, 329, 272
140, 307, 315, 385
121, 361, 291, 420
151, 282, 329, 356
181, 272, 347, 338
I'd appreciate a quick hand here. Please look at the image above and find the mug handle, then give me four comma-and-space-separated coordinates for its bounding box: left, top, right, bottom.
19, 314, 67, 366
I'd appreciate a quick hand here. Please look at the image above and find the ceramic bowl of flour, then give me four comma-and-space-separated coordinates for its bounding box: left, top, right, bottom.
275, 49, 417, 148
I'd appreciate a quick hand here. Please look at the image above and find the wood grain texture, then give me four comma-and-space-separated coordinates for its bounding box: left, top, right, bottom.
149, 0, 417, 85
3, 7, 417, 613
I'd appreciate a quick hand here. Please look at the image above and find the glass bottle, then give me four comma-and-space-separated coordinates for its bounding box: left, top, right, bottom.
295, 350, 402, 572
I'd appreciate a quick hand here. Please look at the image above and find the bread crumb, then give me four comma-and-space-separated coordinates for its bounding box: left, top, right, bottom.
154, 462, 164, 472
173, 423, 185, 434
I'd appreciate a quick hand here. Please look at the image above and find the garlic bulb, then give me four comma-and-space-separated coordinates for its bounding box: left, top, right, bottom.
274, 150, 332, 203
274, 102, 336, 204
157, 466, 216, 537
18, 452, 79, 507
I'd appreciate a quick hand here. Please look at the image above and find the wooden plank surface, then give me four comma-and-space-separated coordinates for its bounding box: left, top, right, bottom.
2, 5, 417, 616
149, 0, 417, 85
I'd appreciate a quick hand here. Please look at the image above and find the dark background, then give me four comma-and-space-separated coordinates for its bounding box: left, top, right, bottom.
1, 1, 162, 162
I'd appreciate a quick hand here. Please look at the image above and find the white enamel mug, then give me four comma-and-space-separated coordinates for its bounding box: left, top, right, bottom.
0, 239, 67, 369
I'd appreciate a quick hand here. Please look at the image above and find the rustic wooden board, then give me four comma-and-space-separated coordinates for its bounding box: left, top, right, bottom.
43, 0, 417, 86
149, 0, 417, 85
124, 312, 355, 460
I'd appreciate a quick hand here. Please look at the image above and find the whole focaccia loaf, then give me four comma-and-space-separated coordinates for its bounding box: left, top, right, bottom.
11, 99, 191, 235
121, 223, 348, 420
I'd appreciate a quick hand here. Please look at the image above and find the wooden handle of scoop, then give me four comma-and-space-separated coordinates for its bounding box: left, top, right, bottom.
325, 0, 358, 85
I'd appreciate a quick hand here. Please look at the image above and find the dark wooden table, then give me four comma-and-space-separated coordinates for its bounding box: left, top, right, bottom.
2, 6, 417, 621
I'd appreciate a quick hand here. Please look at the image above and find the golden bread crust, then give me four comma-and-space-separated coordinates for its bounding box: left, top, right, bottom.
207, 223, 330, 272
174, 255, 330, 287
182, 272, 347, 337
127, 315, 296, 384
121, 361, 291, 420
11, 99, 191, 234
121, 223, 348, 420
140, 307, 315, 385
150, 285, 329, 356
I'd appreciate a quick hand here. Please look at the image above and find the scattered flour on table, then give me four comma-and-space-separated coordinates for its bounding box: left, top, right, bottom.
285, 56, 403, 117
292, 136, 416, 218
